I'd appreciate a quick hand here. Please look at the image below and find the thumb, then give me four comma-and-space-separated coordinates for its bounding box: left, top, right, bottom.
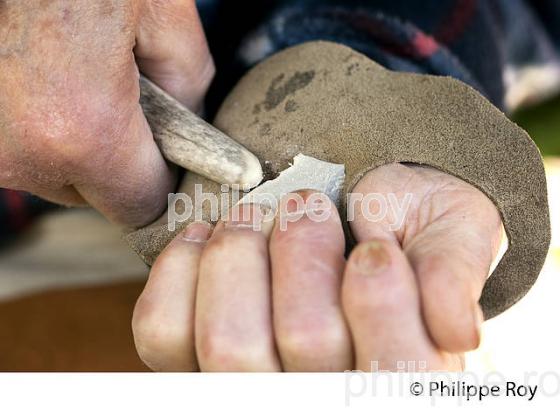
134, 0, 215, 112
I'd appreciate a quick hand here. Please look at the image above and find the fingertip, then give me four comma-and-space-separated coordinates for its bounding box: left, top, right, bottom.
223, 202, 276, 238
273, 189, 343, 243
181, 221, 213, 243
417, 262, 483, 353
342, 240, 411, 313
426, 305, 482, 353
346, 240, 393, 278
342, 240, 441, 370
405, 222, 495, 354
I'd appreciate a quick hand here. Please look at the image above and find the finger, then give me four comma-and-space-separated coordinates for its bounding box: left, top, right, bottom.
73, 105, 177, 227
195, 204, 281, 371
135, 0, 215, 112
404, 207, 503, 353
349, 164, 502, 354
270, 190, 352, 371
342, 240, 460, 371
132, 222, 212, 371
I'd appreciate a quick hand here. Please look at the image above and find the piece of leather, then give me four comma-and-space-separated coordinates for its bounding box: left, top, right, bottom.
126, 41, 550, 319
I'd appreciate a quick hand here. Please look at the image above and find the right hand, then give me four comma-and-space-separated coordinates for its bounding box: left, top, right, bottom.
0, 0, 215, 227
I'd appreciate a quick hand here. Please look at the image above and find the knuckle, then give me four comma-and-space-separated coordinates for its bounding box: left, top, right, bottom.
18, 88, 134, 168
432, 322, 480, 354
189, 55, 216, 96
277, 324, 347, 363
197, 330, 271, 371
132, 298, 193, 369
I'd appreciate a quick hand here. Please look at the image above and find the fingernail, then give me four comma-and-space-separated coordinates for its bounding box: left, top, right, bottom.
352, 241, 391, 276
225, 203, 275, 236
279, 190, 330, 215
182, 221, 212, 243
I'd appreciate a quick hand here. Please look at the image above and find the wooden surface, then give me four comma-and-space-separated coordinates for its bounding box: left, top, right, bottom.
0, 281, 148, 371
0, 209, 149, 371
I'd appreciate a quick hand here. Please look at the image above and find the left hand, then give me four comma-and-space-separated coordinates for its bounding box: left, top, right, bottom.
131, 163, 503, 371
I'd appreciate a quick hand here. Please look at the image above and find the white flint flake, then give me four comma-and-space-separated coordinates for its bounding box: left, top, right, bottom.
239, 154, 346, 210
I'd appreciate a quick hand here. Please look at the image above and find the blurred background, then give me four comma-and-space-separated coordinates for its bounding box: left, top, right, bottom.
0, 93, 559, 373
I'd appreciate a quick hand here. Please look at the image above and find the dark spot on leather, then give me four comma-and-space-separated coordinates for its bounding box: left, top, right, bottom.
263, 71, 315, 111
259, 123, 271, 136
284, 99, 298, 113
346, 63, 359, 76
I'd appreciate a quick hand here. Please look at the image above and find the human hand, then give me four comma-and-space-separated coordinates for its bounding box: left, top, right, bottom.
131, 163, 503, 371
0, 0, 214, 227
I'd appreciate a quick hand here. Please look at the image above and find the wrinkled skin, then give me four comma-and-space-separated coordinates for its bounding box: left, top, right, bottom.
0, 0, 214, 227
132, 164, 503, 371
